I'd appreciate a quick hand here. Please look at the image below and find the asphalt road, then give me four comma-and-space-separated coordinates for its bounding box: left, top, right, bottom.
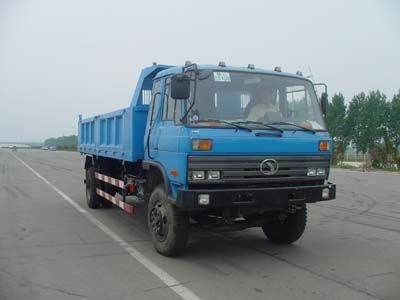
0, 149, 399, 300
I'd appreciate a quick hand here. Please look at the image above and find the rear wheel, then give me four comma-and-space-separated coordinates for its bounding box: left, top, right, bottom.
85, 167, 100, 209
147, 185, 189, 256
101, 197, 113, 208
262, 204, 307, 244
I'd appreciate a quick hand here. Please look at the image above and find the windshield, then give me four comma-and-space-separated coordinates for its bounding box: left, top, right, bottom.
184, 71, 326, 131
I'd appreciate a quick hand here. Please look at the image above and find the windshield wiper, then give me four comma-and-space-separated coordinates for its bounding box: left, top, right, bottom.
233, 121, 284, 133
197, 119, 252, 132
266, 121, 316, 134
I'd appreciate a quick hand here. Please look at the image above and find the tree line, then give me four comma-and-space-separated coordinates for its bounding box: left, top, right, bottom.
325, 90, 400, 168
44, 135, 77, 150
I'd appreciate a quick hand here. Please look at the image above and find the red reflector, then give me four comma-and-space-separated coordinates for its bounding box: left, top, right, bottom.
127, 183, 136, 193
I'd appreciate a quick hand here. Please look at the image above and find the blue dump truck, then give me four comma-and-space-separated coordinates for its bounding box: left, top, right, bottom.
78, 62, 336, 256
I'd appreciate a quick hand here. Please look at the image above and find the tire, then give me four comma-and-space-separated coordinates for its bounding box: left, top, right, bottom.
101, 198, 113, 208
262, 204, 307, 244
147, 185, 189, 256
85, 167, 101, 209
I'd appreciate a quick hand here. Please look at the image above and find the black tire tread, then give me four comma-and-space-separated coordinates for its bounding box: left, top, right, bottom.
147, 185, 189, 256
262, 205, 307, 244
86, 167, 101, 209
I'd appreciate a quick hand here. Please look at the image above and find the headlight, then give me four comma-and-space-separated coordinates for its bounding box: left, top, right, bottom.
191, 171, 205, 180
316, 168, 326, 176
307, 168, 317, 176
190, 170, 221, 180
207, 170, 220, 180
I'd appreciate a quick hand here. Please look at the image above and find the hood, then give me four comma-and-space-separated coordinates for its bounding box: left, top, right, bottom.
181, 128, 332, 156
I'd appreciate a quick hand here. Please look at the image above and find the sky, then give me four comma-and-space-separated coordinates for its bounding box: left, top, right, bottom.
1, 0, 399, 142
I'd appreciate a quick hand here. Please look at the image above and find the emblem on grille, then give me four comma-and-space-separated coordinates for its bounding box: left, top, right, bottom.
260, 158, 279, 176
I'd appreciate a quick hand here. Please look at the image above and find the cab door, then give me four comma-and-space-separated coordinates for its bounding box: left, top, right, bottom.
155, 78, 185, 185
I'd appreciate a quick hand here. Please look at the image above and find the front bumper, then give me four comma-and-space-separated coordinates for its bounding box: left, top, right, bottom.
175, 182, 336, 209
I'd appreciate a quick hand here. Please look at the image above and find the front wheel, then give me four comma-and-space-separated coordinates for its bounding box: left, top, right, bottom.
262, 204, 307, 244
147, 185, 189, 256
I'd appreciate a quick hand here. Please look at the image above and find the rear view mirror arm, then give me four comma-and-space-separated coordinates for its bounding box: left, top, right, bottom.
313, 83, 328, 115
179, 72, 198, 123
313, 83, 327, 94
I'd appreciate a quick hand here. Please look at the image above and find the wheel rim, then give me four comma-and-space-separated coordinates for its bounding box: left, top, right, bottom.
150, 201, 169, 242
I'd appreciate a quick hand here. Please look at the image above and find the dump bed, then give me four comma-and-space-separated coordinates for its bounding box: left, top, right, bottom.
78, 64, 171, 162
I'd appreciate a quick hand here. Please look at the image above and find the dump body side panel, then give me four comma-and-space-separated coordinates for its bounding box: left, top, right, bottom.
78, 108, 132, 161
77, 64, 172, 162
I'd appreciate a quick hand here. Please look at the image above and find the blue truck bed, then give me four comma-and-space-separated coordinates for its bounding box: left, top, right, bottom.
78, 64, 171, 162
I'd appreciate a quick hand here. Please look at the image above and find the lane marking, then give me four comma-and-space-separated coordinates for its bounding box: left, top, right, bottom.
10, 152, 202, 300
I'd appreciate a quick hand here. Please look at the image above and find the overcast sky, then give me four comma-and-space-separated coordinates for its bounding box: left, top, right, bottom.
1, 0, 399, 142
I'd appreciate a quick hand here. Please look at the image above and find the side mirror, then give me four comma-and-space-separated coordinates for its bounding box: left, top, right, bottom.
171, 74, 191, 100
321, 92, 328, 115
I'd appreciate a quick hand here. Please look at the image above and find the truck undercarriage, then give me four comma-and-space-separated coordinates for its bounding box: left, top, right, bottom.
84, 153, 336, 256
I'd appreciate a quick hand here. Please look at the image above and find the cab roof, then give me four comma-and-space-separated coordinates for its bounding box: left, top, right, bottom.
153, 64, 310, 82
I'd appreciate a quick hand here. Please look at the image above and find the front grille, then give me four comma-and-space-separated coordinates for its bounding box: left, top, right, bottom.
188, 155, 330, 187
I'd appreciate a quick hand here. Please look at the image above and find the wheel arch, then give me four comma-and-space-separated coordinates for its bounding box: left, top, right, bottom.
84, 155, 96, 170
142, 160, 171, 196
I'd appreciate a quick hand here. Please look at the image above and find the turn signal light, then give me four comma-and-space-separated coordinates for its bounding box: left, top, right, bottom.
319, 140, 330, 151
170, 169, 179, 177
192, 139, 213, 151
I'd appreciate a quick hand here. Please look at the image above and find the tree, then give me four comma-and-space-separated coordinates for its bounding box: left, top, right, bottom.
44, 135, 78, 149
349, 91, 390, 167
388, 91, 400, 166
325, 93, 347, 161
389, 91, 400, 148
345, 92, 365, 152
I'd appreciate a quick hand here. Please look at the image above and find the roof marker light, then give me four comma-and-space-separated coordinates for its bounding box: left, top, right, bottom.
248, 64, 255, 69
296, 71, 303, 76
218, 61, 226, 67
274, 66, 282, 72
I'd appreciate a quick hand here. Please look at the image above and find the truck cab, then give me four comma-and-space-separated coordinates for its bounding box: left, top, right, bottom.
145, 64, 334, 199
79, 62, 335, 256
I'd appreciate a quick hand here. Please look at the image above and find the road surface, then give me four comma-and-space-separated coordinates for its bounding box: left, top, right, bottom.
0, 149, 399, 300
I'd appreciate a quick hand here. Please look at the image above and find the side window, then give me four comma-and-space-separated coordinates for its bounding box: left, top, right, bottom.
162, 79, 169, 120
163, 78, 176, 121
286, 85, 308, 119
150, 80, 161, 125
174, 100, 182, 123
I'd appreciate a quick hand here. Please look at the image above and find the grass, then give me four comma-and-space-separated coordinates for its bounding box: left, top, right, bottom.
332, 162, 399, 172
333, 163, 359, 170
